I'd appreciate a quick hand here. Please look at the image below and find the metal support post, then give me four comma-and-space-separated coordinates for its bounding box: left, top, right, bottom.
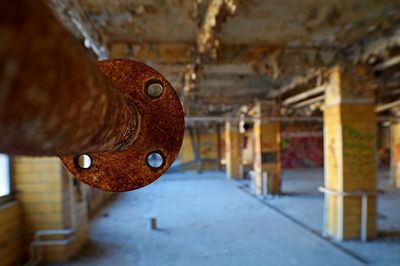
318, 187, 375, 241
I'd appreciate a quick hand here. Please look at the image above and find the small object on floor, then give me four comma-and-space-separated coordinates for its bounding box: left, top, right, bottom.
151, 217, 157, 230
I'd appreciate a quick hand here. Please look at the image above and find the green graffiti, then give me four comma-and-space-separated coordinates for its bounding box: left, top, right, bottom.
341, 124, 375, 175
343, 124, 374, 141
281, 138, 289, 149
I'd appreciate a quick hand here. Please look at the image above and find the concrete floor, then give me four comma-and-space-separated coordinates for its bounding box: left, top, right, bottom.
247, 168, 400, 266
49, 169, 400, 266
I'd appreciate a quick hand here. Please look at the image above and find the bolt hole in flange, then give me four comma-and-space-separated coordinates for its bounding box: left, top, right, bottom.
147, 151, 165, 169
76, 154, 92, 169
61, 60, 184, 192
146, 81, 164, 98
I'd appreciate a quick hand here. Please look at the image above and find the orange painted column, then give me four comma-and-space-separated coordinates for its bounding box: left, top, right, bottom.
252, 101, 281, 195
323, 63, 377, 240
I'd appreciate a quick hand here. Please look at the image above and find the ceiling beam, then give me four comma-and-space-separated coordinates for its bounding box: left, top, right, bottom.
375, 99, 400, 113
291, 95, 325, 109
192, 95, 259, 104
151, 62, 257, 75
109, 42, 193, 63
191, 87, 270, 96
196, 75, 278, 89
282, 84, 327, 106
268, 69, 320, 98
373, 55, 400, 71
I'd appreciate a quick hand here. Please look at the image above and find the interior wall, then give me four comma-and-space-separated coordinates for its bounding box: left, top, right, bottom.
178, 127, 222, 171
0, 157, 114, 265
281, 124, 324, 169
179, 131, 196, 165
179, 123, 326, 173
0, 202, 22, 266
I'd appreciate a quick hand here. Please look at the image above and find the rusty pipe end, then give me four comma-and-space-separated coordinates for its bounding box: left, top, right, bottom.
61, 59, 185, 192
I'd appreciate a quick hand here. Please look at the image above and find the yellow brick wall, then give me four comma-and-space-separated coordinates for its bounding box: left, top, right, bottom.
178, 129, 223, 172
323, 62, 376, 240
192, 131, 221, 171
324, 105, 343, 192
199, 132, 219, 160
0, 202, 22, 266
253, 121, 281, 194
225, 122, 242, 179
341, 105, 376, 192
13, 157, 65, 245
11, 157, 92, 263
325, 106, 342, 236
324, 103, 376, 239
342, 196, 376, 239
324, 105, 377, 239
327, 195, 339, 236
179, 132, 196, 164
40, 199, 89, 262
0, 157, 113, 265
261, 123, 281, 193
251, 101, 281, 194
394, 124, 400, 188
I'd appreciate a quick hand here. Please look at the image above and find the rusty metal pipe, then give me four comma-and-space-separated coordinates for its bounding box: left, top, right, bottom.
0, 0, 184, 192
0, 0, 138, 156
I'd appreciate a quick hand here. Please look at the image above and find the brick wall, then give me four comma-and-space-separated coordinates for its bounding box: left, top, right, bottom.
324, 104, 376, 239
0, 202, 22, 266
178, 130, 223, 171
394, 124, 400, 188
13, 156, 68, 262
7, 156, 112, 263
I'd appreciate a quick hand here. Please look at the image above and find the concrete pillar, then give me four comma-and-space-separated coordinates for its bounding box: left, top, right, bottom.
216, 124, 223, 170
225, 121, 242, 179
253, 101, 281, 195
393, 124, 400, 188
323, 63, 377, 240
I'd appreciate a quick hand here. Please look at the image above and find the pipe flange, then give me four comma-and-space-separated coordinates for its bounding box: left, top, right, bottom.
61, 59, 184, 192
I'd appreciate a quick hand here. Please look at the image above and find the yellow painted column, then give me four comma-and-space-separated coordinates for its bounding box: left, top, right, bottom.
323, 63, 377, 240
394, 124, 400, 188
253, 101, 281, 195
225, 121, 242, 179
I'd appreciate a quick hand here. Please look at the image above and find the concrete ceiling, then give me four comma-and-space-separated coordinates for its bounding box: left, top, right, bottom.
52, 0, 400, 117
219, 0, 399, 46
79, 0, 198, 43
77, 0, 399, 46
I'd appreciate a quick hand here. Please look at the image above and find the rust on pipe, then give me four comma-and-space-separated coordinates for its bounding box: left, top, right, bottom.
62, 60, 184, 192
0, 0, 185, 192
0, 0, 138, 156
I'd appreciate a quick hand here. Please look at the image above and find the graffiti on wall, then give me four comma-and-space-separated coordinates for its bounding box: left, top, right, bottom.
342, 124, 374, 175
281, 131, 323, 169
